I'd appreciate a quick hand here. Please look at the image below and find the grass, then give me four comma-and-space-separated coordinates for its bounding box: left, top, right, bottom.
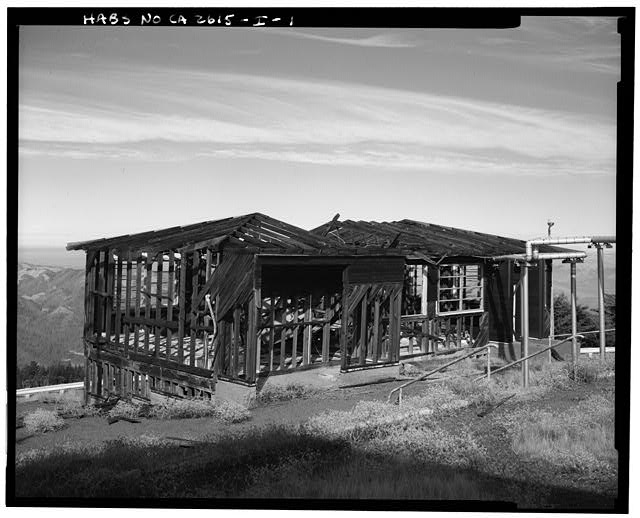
14, 356, 616, 505
256, 382, 318, 404
107, 397, 251, 423
507, 393, 616, 474
23, 409, 65, 434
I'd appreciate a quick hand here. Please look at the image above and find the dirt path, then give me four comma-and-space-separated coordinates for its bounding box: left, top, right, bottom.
15, 380, 408, 452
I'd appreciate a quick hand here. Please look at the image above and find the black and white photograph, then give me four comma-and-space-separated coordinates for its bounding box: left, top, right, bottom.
6, 6, 632, 512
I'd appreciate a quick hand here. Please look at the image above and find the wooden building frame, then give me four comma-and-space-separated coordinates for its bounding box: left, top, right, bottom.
312, 218, 569, 358
68, 213, 405, 403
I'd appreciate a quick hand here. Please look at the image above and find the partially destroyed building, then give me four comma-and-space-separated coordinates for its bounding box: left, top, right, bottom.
67, 213, 569, 403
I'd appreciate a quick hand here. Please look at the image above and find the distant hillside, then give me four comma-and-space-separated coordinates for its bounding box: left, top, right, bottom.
16, 263, 85, 367
553, 247, 616, 310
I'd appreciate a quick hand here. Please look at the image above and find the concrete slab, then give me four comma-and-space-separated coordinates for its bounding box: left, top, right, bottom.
215, 379, 256, 407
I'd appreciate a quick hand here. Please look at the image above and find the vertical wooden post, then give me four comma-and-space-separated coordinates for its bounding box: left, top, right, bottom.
340, 282, 349, 371
104, 251, 114, 349
359, 292, 368, 366
456, 317, 462, 349
322, 297, 332, 364
114, 256, 123, 349
144, 254, 152, 354
84, 252, 95, 340
269, 299, 276, 371
134, 256, 142, 353
280, 296, 288, 369
372, 297, 380, 363
247, 294, 258, 382
124, 253, 132, 355
166, 251, 175, 361
303, 294, 312, 366
93, 251, 103, 337
155, 255, 163, 357
178, 252, 187, 364
190, 252, 200, 367
291, 296, 298, 369
392, 287, 402, 362
232, 307, 241, 377
84, 357, 90, 404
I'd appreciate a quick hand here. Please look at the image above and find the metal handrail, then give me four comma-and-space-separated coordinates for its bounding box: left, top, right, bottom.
474, 334, 584, 381
388, 343, 497, 404
552, 328, 615, 338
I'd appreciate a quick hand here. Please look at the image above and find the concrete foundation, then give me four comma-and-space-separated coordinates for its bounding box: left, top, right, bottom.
215, 379, 257, 407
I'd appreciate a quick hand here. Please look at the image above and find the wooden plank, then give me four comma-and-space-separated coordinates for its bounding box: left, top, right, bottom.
104, 252, 113, 348
177, 253, 187, 364
122, 316, 179, 330
233, 307, 241, 376
359, 291, 368, 366
114, 256, 123, 348
372, 297, 380, 362
84, 252, 94, 340
291, 297, 298, 369
133, 257, 142, 353
280, 296, 288, 369
269, 300, 275, 371
124, 253, 132, 355
190, 252, 200, 366
340, 279, 349, 371
246, 294, 258, 382
155, 257, 163, 357
144, 255, 152, 354
322, 300, 332, 363
166, 251, 175, 360
302, 295, 313, 366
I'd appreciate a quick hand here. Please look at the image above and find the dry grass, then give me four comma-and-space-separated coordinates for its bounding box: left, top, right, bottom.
506, 393, 616, 474
23, 409, 65, 434
256, 383, 318, 404
149, 397, 250, 422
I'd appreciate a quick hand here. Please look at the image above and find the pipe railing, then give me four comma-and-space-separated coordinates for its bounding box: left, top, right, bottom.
388, 343, 498, 405
553, 328, 616, 338
474, 334, 583, 381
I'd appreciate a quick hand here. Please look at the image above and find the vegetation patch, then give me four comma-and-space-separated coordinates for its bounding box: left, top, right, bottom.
148, 397, 250, 423
256, 383, 318, 404
506, 393, 616, 474
23, 409, 65, 434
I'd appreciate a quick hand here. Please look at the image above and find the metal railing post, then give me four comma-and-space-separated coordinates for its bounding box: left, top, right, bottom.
570, 261, 578, 377
597, 244, 606, 361
521, 263, 529, 388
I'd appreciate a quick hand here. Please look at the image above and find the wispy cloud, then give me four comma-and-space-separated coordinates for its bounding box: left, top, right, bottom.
19, 64, 616, 176
267, 29, 419, 48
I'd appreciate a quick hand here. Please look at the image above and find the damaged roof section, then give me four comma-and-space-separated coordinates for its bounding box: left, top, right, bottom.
66, 212, 400, 256
312, 219, 574, 260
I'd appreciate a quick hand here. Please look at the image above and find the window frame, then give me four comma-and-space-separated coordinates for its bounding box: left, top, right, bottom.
436, 263, 484, 316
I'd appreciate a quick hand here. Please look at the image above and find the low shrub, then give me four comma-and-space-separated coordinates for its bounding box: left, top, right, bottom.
506, 393, 616, 474
108, 401, 143, 420
55, 401, 101, 418
368, 425, 487, 470
149, 397, 250, 423
23, 409, 65, 434
256, 383, 317, 404
565, 358, 615, 384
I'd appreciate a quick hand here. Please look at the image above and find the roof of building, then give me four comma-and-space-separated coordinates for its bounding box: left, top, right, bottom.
66, 212, 400, 256
311, 219, 574, 261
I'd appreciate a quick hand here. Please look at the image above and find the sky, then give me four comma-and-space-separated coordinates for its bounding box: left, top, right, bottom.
18, 17, 620, 249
